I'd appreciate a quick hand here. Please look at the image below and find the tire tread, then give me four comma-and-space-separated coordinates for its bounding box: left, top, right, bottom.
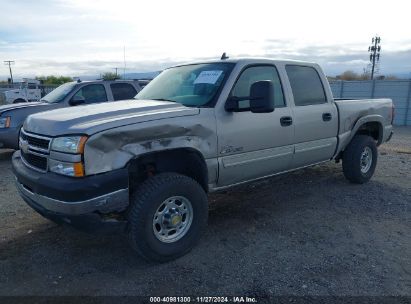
342, 135, 377, 184
127, 172, 207, 262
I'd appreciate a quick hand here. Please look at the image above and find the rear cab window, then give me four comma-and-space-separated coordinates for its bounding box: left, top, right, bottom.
286, 65, 327, 106
110, 83, 138, 101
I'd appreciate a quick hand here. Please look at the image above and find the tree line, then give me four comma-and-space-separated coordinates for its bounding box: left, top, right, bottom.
35, 72, 120, 85
2, 70, 400, 86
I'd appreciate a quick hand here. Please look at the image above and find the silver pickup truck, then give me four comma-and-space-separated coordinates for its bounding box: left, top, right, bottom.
12, 58, 394, 262
0, 80, 141, 149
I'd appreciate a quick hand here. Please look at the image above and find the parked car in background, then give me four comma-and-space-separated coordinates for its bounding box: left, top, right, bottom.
12, 58, 393, 262
1, 79, 42, 104
135, 79, 152, 89
0, 80, 141, 149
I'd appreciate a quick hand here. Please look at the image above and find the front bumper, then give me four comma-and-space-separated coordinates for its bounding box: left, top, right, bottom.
18, 190, 127, 231
12, 151, 130, 217
0, 127, 20, 149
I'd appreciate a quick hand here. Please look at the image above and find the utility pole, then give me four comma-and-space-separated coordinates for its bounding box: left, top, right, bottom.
368, 36, 381, 80
4, 60, 15, 84
114, 67, 118, 77
123, 45, 126, 80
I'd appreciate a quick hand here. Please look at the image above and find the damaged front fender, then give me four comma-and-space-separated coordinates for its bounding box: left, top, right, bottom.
83, 109, 217, 178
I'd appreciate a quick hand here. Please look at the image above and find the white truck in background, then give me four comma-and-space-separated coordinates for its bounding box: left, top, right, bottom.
2, 79, 41, 104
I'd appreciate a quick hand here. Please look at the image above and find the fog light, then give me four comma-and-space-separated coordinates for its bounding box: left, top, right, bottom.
49, 159, 84, 177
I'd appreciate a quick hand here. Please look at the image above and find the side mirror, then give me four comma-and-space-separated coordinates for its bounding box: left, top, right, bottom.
249, 80, 275, 113
225, 80, 275, 113
69, 96, 85, 106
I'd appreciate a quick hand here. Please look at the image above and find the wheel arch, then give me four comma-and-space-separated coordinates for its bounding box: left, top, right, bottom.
127, 147, 209, 193
349, 115, 384, 147
13, 98, 27, 104
335, 115, 384, 161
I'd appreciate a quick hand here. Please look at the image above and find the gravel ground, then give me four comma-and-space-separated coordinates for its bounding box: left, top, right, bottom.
0, 128, 410, 297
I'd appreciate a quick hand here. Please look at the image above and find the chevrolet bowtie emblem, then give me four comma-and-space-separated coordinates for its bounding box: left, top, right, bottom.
20, 139, 29, 154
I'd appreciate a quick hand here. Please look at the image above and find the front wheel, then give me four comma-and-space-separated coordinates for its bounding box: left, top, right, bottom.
342, 135, 378, 184
127, 173, 208, 262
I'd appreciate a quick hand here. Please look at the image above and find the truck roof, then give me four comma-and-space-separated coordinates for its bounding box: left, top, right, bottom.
172, 57, 317, 68
71, 79, 141, 84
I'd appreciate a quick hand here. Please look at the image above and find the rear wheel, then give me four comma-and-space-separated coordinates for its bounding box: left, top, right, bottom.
13, 98, 26, 103
127, 173, 208, 262
342, 135, 378, 184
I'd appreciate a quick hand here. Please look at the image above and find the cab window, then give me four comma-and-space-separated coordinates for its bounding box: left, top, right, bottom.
286, 65, 327, 106
231, 65, 285, 109
110, 83, 137, 101
73, 84, 108, 104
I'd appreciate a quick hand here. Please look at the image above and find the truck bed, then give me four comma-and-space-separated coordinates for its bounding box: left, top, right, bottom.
334, 98, 393, 153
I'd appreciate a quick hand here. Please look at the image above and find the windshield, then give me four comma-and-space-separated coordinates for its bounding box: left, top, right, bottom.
41, 82, 77, 103
136, 63, 234, 107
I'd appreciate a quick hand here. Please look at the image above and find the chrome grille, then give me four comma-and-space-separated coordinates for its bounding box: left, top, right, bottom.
20, 130, 50, 151
20, 129, 50, 172
21, 150, 48, 171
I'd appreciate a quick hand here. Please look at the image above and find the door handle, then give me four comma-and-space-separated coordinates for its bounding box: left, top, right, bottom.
280, 116, 293, 127
322, 113, 332, 121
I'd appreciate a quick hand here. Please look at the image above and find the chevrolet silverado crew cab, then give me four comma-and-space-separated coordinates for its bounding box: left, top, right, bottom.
12, 58, 394, 262
0, 80, 141, 149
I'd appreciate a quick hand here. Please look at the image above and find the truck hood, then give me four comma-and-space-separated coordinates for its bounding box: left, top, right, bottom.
24, 99, 200, 136
0, 101, 49, 114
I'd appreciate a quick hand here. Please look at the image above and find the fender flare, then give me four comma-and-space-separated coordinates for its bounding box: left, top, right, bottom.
347, 114, 384, 146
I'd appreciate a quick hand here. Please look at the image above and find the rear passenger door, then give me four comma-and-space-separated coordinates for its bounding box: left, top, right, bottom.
285, 65, 338, 168
110, 83, 138, 101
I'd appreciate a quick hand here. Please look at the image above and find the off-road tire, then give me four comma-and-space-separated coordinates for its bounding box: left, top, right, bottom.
342, 135, 378, 184
127, 173, 208, 262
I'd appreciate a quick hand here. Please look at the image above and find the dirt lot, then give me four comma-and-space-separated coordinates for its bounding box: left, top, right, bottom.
0, 128, 410, 297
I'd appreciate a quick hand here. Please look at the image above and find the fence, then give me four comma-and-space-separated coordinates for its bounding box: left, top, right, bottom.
1, 80, 410, 125
329, 80, 411, 126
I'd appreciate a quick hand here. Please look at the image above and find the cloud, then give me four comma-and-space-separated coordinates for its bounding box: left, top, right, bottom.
1, 0, 411, 79
1, 44, 411, 78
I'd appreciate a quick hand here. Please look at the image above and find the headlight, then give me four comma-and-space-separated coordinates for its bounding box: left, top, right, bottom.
51, 136, 87, 154
49, 159, 85, 177
0, 117, 10, 128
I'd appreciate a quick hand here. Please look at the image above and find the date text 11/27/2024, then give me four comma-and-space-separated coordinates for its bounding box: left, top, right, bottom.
149, 296, 257, 303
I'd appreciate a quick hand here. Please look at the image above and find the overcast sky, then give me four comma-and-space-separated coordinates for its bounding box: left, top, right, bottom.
1, 0, 411, 79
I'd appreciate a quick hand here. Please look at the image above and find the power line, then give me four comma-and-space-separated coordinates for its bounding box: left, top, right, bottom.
4, 60, 15, 84
368, 36, 381, 80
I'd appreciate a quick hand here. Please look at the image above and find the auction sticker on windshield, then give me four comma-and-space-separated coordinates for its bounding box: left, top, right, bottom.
194, 70, 223, 84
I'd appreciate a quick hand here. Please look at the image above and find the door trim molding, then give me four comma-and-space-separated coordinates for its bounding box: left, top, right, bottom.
222, 145, 294, 168
211, 160, 329, 192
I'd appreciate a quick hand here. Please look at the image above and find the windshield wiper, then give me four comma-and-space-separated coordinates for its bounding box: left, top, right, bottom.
150, 98, 176, 103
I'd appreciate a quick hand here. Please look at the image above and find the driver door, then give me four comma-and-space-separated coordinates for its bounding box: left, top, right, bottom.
215, 65, 295, 186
